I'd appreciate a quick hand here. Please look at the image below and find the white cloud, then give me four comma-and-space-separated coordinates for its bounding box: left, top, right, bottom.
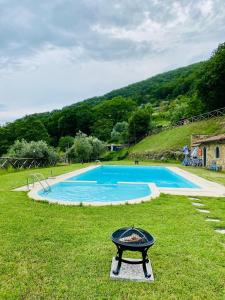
197, 0, 214, 17
91, 0, 223, 53
0, 0, 224, 124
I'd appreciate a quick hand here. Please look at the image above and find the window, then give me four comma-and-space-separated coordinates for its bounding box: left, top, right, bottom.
215, 146, 220, 159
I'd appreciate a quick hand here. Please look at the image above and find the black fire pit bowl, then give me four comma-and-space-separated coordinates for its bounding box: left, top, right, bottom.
111, 227, 155, 278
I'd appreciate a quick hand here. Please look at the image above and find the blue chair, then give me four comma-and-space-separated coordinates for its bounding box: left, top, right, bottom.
208, 161, 222, 171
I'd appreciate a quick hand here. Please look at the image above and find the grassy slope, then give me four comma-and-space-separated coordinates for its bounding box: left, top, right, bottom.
0, 163, 225, 299
131, 116, 225, 153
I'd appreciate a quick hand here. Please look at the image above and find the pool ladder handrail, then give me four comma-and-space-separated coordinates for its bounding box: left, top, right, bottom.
27, 173, 51, 193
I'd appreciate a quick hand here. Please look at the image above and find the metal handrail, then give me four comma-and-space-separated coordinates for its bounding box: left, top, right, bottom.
27, 173, 51, 193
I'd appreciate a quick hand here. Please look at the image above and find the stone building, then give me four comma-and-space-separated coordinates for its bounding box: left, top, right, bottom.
191, 134, 225, 169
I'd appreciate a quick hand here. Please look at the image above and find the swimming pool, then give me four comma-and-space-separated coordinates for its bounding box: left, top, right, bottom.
37, 165, 199, 205
39, 181, 151, 203
66, 165, 199, 188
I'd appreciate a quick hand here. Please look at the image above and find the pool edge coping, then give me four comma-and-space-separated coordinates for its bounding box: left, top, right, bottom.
25, 165, 159, 206
14, 164, 225, 206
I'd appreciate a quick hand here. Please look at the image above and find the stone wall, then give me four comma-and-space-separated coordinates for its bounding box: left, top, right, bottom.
129, 150, 183, 161
200, 143, 225, 169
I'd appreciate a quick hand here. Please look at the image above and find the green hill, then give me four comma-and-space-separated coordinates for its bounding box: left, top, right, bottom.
0, 61, 204, 155
1, 41, 225, 156
91, 62, 203, 105
131, 116, 225, 154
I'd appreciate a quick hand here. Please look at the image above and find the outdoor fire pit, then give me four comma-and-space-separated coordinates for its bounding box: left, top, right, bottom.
111, 227, 155, 278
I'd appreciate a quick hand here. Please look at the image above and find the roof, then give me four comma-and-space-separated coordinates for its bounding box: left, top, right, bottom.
195, 134, 225, 145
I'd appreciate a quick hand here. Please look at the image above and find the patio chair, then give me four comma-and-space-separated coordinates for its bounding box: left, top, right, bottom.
208, 161, 222, 171
182, 157, 192, 166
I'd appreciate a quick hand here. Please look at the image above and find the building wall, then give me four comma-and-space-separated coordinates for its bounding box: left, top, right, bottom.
200, 143, 225, 169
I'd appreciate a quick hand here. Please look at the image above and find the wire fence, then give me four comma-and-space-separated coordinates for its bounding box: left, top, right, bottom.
0, 157, 56, 169
176, 106, 225, 126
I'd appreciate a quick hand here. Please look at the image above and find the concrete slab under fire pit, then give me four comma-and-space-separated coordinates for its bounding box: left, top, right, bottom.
110, 257, 154, 283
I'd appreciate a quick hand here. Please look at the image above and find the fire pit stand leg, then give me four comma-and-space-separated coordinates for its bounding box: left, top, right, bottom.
142, 249, 151, 278
112, 247, 151, 279
113, 247, 123, 275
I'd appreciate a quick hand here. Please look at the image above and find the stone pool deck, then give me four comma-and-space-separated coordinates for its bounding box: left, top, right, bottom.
161, 167, 225, 197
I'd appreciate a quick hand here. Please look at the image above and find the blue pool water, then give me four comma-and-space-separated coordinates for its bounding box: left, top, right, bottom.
38, 165, 199, 203
39, 181, 151, 203
66, 165, 198, 188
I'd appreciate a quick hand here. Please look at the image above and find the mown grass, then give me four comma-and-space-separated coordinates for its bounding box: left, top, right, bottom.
0, 163, 225, 299
131, 116, 225, 153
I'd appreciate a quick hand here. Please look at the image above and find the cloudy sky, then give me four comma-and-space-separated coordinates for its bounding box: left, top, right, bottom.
0, 0, 225, 124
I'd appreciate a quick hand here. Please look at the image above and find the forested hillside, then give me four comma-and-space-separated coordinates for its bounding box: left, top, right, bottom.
0, 42, 225, 156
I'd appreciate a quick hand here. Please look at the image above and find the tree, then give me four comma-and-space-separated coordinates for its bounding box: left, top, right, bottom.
111, 121, 129, 143
58, 108, 77, 136
22, 118, 50, 143
93, 96, 137, 125
67, 132, 105, 162
3, 116, 50, 148
0, 126, 10, 156
66, 132, 90, 163
91, 119, 113, 141
128, 108, 152, 143
58, 136, 74, 152
7, 140, 59, 164
43, 110, 62, 146
15, 117, 49, 142
168, 98, 190, 124
87, 136, 106, 160
75, 103, 94, 135
197, 42, 225, 110
168, 95, 204, 124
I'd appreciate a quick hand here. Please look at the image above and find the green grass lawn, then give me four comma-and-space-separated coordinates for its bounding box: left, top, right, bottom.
0, 163, 225, 299
131, 116, 225, 153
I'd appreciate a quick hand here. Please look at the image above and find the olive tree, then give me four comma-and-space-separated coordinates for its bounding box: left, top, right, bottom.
7, 140, 59, 164
67, 132, 106, 163
111, 121, 129, 143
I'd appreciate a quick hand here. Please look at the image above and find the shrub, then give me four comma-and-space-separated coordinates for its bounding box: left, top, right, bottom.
67, 132, 106, 163
7, 140, 59, 165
